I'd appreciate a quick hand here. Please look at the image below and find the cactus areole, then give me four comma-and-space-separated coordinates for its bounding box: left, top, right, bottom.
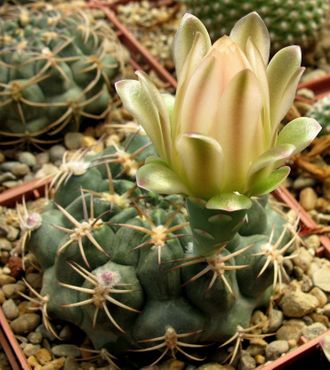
27, 13, 320, 367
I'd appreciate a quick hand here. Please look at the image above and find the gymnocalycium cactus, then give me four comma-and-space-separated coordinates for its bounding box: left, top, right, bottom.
183, 0, 329, 53
24, 12, 321, 368
0, 5, 126, 145
307, 95, 330, 136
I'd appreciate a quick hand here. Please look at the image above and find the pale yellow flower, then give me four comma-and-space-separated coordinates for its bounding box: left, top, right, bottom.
116, 12, 320, 211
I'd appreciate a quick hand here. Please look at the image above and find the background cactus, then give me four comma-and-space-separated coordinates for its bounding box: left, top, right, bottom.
0, 5, 127, 145
183, 0, 329, 53
24, 127, 297, 367
307, 95, 330, 136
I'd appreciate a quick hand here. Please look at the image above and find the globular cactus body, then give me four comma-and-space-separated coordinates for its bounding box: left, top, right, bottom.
25, 130, 295, 366
183, 0, 329, 52
0, 5, 125, 144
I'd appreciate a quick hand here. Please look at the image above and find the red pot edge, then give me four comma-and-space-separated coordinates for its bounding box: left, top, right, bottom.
257, 329, 330, 370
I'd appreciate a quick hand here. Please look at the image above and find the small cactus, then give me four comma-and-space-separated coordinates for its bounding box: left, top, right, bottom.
307, 95, 330, 136
0, 5, 127, 145
183, 0, 329, 52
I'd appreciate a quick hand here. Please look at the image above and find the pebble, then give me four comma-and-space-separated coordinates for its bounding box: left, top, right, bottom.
276, 320, 306, 341
35, 163, 59, 179
280, 291, 319, 317
268, 309, 284, 332
2, 180, 20, 189
322, 178, 330, 200
35, 348, 52, 365
28, 331, 43, 344
25, 272, 42, 290
255, 354, 265, 365
302, 323, 328, 340
40, 357, 65, 370
0, 290, 5, 304
159, 359, 185, 369
265, 340, 289, 360
197, 365, 233, 370
51, 344, 81, 358
321, 303, 330, 318
35, 152, 50, 166
63, 357, 80, 370
18, 152, 37, 168
2, 282, 25, 298
304, 235, 321, 250
292, 248, 313, 272
310, 287, 328, 307
23, 343, 41, 357
301, 275, 313, 293
310, 313, 329, 326
59, 325, 74, 341
299, 187, 318, 211
292, 176, 316, 190
49, 145, 66, 163
0, 172, 16, 184
246, 343, 265, 356
64, 132, 84, 150
0, 274, 16, 286
238, 351, 256, 370
10, 313, 41, 334
2, 299, 19, 320
312, 266, 330, 292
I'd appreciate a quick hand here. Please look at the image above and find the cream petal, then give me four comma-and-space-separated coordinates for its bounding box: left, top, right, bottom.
270, 68, 304, 137
246, 39, 271, 143
277, 117, 322, 153
176, 133, 223, 199
230, 12, 270, 65
267, 46, 302, 127
248, 166, 291, 196
175, 54, 220, 136
173, 13, 211, 80
136, 71, 172, 161
248, 144, 295, 178
115, 79, 166, 159
136, 160, 189, 195
211, 69, 263, 193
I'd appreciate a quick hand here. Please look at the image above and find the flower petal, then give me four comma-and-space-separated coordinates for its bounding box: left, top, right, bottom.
136, 161, 189, 195
277, 117, 322, 153
212, 69, 263, 193
246, 39, 271, 141
267, 46, 302, 127
136, 71, 172, 161
230, 12, 270, 65
115, 79, 166, 159
248, 144, 295, 178
176, 133, 223, 199
173, 13, 211, 80
206, 193, 252, 212
249, 166, 291, 196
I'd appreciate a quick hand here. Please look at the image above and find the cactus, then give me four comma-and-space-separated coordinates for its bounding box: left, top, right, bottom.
307, 95, 330, 136
22, 11, 321, 367
21, 127, 299, 367
183, 0, 329, 52
0, 5, 127, 145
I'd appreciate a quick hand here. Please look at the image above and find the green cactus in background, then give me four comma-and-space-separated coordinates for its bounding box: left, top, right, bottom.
0, 5, 127, 145
183, 0, 329, 53
307, 95, 330, 136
